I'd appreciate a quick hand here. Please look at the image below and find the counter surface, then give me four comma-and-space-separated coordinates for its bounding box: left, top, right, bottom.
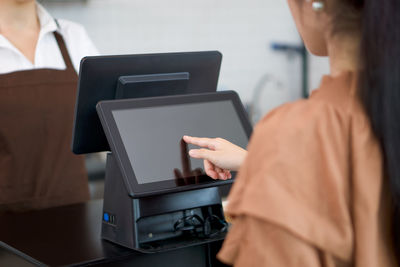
0, 200, 225, 266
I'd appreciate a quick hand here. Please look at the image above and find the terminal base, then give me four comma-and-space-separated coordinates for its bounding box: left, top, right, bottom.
101, 153, 228, 253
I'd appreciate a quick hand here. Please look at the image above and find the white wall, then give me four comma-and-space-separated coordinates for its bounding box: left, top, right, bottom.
42, 0, 329, 123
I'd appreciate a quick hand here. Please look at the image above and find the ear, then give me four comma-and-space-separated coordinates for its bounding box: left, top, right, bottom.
298, 0, 330, 56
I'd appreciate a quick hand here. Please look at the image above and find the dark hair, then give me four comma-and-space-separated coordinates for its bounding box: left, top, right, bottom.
334, 0, 400, 261
360, 0, 400, 260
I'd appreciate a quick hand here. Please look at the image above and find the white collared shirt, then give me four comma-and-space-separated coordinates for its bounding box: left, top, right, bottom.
0, 3, 98, 74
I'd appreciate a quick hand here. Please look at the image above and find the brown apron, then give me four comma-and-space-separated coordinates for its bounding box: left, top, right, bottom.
0, 32, 89, 212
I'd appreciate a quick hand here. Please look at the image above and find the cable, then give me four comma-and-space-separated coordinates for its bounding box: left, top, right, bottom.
173, 209, 228, 239
173, 214, 204, 236
203, 214, 228, 238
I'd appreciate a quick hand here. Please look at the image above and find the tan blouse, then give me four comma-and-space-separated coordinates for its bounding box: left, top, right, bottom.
218, 72, 397, 266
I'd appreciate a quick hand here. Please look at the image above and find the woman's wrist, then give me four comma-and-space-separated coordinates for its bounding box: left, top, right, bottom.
233, 149, 247, 171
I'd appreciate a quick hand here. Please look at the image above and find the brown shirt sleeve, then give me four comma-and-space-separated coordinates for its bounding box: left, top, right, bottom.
218, 215, 349, 267
218, 99, 354, 265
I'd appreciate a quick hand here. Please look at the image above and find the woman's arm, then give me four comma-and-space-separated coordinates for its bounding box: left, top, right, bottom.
218, 215, 338, 267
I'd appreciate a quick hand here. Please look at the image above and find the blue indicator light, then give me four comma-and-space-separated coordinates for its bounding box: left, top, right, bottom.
103, 212, 110, 222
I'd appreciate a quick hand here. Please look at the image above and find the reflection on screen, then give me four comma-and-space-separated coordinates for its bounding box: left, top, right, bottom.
112, 100, 248, 184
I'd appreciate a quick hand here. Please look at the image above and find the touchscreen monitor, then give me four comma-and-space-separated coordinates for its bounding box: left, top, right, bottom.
97, 91, 252, 197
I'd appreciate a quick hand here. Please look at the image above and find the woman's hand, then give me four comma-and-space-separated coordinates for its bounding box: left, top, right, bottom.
183, 135, 247, 180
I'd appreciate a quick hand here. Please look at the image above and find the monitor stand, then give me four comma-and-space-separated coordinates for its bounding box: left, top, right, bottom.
101, 153, 228, 253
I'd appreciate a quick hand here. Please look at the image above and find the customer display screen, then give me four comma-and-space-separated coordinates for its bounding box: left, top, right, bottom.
112, 100, 248, 184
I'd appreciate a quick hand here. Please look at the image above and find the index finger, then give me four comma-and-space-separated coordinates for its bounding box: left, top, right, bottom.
183, 135, 216, 150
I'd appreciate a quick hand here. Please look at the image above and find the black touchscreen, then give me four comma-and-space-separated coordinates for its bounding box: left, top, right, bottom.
112, 100, 248, 184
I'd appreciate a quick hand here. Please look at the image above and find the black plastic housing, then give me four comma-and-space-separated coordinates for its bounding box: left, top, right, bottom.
101, 153, 227, 253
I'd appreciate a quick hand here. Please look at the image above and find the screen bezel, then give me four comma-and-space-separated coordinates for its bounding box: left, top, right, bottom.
96, 91, 253, 198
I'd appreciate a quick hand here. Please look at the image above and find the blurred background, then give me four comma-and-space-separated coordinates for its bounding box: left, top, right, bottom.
40, 0, 329, 198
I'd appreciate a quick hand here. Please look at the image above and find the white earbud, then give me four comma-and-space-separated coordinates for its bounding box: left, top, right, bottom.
312, 0, 325, 12
305, 0, 325, 12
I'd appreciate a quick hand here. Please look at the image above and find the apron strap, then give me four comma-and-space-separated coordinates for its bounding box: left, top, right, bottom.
53, 30, 75, 72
